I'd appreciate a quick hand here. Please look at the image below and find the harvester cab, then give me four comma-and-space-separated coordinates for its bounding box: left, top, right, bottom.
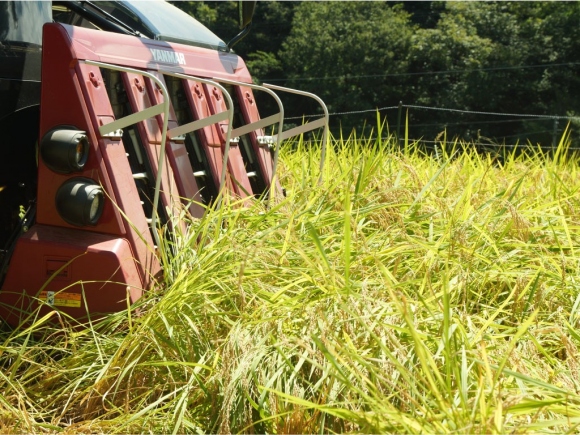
0, 0, 328, 327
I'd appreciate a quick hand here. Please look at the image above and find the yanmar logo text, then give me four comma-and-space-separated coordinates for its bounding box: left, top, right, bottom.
150, 48, 186, 65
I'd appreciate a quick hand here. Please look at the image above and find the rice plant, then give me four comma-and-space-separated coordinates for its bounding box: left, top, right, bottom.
2, 125, 580, 433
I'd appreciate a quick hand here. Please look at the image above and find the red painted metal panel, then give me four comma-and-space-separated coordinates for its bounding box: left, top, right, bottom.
204, 84, 253, 197
36, 37, 125, 236
183, 79, 229, 192
58, 22, 268, 199
63, 24, 252, 82
122, 71, 184, 224
124, 73, 163, 144
145, 72, 205, 220
0, 225, 143, 328
37, 24, 160, 287
236, 87, 274, 184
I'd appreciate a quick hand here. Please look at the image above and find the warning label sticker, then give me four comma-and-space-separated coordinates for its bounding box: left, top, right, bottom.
39, 291, 82, 308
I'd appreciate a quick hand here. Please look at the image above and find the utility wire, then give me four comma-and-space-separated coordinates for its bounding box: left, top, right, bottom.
286, 103, 580, 122
282, 104, 577, 148
403, 104, 580, 120
284, 105, 399, 120
410, 118, 557, 129
261, 61, 580, 83
292, 137, 580, 151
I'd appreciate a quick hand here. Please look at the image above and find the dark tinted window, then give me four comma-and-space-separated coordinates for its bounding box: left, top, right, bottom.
0, 1, 51, 44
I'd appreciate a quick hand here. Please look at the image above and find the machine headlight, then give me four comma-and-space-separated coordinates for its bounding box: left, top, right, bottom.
41, 127, 89, 174
56, 178, 104, 226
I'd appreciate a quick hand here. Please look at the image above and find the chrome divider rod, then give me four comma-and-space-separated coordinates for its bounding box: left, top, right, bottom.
82, 60, 169, 249
167, 111, 228, 139
262, 83, 329, 183
230, 113, 281, 138
162, 72, 234, 193
97, 103, 165, 136
211, 77, 285, 192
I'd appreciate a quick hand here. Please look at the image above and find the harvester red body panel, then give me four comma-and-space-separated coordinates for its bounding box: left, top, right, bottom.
0, 22, 270, 326
146, 72, 204, 219
0, 2, 328, 328
1, 225, 142, 326
185, 81, 230, 193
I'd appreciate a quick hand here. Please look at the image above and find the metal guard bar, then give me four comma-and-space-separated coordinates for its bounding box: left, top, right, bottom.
82, 60, 169, 250
162, 72, 234, 193
263, 83, 329, 182
211, 77, 285, 195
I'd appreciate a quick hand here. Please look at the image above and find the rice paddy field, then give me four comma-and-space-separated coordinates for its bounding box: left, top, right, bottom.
2, 124, 580, 433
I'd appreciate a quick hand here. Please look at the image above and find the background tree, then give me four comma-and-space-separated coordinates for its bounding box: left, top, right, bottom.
278, 1, 414, 134
172, 1, 580, 146
171, 1, 295, 80
405, 1, 580, 145
406, 2, 495, 141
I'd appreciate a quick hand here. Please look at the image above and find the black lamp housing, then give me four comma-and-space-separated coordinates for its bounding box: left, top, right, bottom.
41, 127, 90, 174
56, 177, 104, 226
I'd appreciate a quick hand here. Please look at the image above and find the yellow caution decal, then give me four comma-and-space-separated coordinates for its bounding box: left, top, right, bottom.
39, 291, 82, 308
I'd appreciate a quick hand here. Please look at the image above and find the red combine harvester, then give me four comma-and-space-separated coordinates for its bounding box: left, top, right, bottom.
0, 1, 328, 327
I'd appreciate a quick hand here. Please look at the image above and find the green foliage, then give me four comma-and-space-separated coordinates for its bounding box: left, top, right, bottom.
404, 2, 580, 144
173, 1, 580, 146
245, 50, 281, 83
408, 3, 495, 106
280, 2, 413, 133
3, 129, 580, 432
169, 1, 219, 28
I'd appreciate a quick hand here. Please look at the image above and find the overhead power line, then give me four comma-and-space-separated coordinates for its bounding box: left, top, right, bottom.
285, 105, 399, 120
283, 103, 577, 149
260, 61, 580, 83
287, 103, 580, 122
402, 104, 579, 120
